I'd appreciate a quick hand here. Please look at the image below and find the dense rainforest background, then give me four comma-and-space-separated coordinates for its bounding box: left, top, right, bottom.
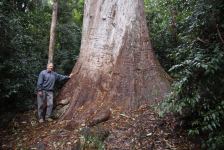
0, 0, 224, 149
0, 0, 83, 113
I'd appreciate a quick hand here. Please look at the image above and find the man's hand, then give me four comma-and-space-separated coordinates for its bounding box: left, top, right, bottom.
69, 73, 74, 78
38, 91, 43, 96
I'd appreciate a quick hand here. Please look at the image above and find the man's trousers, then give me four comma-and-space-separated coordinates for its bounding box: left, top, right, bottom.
37, 91, 53, 119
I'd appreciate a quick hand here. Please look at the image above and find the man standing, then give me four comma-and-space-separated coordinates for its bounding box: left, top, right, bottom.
37, 63, 72, 123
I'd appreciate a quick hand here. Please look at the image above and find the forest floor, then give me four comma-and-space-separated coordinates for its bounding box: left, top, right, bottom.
0, 105, 197, 150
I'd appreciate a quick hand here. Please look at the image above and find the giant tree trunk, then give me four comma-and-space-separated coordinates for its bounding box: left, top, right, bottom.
57, 0, 171, 124
48, 0, 58, 63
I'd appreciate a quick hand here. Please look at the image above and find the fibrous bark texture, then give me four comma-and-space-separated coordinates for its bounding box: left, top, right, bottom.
57, 0, 171, 123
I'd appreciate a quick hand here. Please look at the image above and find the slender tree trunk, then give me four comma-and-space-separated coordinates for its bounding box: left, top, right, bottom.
57, 0, 171, 124
48, 0, 58, 63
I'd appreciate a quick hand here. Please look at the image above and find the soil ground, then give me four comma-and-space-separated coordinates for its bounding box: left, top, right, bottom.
0, 105, 196, 149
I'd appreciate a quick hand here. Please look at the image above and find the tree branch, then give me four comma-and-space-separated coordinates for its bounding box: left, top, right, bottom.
216, 24, 224, 44
196, 37, 208, 44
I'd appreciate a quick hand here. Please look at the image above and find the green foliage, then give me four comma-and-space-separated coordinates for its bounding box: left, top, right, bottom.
2, 0, 224, 149
0, 1, 51, 111
0, 0, 83, 113
79, 126, 107, 150
55, 0, 82, 74
145, 0, 224, 149
80, 135, 105, 150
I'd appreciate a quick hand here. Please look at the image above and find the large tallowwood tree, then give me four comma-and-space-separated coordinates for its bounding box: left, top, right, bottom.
57, 0, 171, 124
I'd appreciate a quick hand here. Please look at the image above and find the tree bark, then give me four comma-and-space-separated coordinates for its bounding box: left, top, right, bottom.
48, 0, 58, 63
57, 0, 171, 124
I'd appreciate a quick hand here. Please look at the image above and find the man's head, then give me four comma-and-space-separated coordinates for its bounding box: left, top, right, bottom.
47, 63, 54, 72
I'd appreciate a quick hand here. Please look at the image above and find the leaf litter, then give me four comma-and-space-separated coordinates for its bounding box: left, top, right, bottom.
0, 105, 195, 149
